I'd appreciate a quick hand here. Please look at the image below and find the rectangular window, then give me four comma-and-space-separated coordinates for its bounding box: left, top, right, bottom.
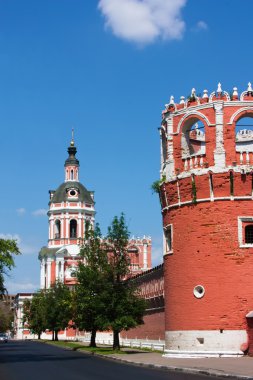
238, 217, 253, 247
164, 224, 173, 255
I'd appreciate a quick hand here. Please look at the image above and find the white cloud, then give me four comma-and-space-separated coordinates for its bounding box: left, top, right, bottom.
16, 208, 26, 215
5, 281, 39, 294
0, 233, 21, 244
195, 20, 208, 31
0, 233, 38, 255
98, 0, 187, 45
32, 208, 47, 217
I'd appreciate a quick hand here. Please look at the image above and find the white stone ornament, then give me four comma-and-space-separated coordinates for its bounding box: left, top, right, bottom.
217, 82, 222, 94
180, 96, 185, 104
233, 87, 238, 97
169, 96, 175, 105
248, 82, 253, 92
202, 89, 208, 99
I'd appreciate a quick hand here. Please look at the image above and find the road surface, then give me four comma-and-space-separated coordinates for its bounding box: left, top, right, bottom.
0, 340, 212, 380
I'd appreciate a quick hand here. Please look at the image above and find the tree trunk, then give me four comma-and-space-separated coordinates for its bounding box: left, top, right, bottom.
113, 330, 120, 350
55, 330, 58, 341
52, 330, 55, 341
89, 328, 97, 347
38, 332, 41, 340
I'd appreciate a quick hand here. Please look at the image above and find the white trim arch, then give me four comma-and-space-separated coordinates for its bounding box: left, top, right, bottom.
228, 107, 253, 125
176, 111, 211, 135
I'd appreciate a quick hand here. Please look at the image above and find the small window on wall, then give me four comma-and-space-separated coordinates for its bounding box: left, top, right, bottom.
245, 225, 253, 244
238, 217, 253, 247
164, 225, 173, 255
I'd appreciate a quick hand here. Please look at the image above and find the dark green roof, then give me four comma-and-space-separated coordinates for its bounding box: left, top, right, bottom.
64, 145, 79, 166
39, 247, 59, 259
49, 181, 94, 204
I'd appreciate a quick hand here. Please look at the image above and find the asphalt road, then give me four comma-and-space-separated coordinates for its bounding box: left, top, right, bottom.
0, 341, 213, 380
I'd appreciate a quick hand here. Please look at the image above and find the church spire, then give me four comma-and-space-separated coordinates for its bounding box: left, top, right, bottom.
64, 130, 79, 182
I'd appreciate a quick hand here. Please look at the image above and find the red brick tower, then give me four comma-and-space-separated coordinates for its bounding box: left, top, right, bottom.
160, 83, 253, 357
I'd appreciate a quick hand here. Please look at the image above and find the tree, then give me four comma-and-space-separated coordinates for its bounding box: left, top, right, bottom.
74, 223, 110, 347
23, 291, 47, 339
0, 300, 13, 333
44, 282, 73, 340
106, 214, 146, 350
0, 238, 20, 295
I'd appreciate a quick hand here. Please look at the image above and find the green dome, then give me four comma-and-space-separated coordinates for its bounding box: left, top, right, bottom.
49, 181, 94, 204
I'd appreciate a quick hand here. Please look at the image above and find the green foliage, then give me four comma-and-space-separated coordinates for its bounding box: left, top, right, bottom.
106, 214, 146, 350
151, 175, 166, 195
0, 301, 13, 332
44, 282, 73, 340
74, 223, 110, 347
23, 291, 47, 338
107, 214, 130, 282
0, 239, 20, 295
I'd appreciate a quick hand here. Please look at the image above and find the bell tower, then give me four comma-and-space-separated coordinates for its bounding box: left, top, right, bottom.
39, 134, 95, 289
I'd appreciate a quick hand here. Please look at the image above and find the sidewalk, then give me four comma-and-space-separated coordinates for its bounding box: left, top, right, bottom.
104, 350, 253, 379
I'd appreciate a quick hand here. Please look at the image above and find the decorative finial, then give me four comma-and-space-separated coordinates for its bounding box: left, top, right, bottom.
217, 82, 222, 94
248, 82, 253, 92
180, 96, 185, 104
191, 88, 196, 96
202, 89, 208, 98
233, 87, 238, 97
169, 95, 175, 105
70, 128, 75, 146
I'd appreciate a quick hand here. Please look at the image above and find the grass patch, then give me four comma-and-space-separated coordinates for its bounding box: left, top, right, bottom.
44, 340, 124, 355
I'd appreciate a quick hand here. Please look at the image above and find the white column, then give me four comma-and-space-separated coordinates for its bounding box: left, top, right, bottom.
55, 260, 59, 281
49, 218, 54, 240
165, 116, 175, 180
60, 213, 64, 238
66, 214, 69, 239
40, 259, 45, 289
60, 259, 64, 282
47, 260, 52, 289
143, 243, 148, 269
78, 214, 82, 238
214, 102, 226, 169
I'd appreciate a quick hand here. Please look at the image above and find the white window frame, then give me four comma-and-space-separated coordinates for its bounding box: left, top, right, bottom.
163, 224, 173, 255
238, 216, 253, 248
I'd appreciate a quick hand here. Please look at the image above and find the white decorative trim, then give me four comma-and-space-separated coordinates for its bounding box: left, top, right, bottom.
161, 196, 253, 212
176, 110, 212, 134
228, 106, 253, 125
163, 224, 173, 255
164, 330, 247, 357
238, 216, 253, 248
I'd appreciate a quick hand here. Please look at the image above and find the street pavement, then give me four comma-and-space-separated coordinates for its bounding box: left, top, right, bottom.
108, 350, 253, 379
0, 340, 217, 380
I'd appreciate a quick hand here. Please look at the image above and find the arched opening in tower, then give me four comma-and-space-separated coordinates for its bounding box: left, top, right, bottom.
70, 219, 77, 238
181, 119, 206, 158
55, 219, 61, 239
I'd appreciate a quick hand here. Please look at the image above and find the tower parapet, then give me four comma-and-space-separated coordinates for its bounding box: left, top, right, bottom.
160, 83, 253, 357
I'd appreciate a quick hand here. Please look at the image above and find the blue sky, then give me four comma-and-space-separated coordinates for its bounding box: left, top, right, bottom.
1, 0, 253, 293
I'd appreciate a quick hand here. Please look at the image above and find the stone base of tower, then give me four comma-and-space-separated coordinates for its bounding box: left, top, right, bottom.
163, 330, 247, 358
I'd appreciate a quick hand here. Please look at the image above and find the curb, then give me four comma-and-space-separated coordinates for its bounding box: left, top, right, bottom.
43, 342, 253, 380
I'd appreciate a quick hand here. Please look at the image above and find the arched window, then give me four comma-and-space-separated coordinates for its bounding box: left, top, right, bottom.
245, 225, 253, 244
71, 170, 74, 180
55, 220, 61, 239
182, 119, 206, 158
235, 116, 253, 152
70, 219, 77, 238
